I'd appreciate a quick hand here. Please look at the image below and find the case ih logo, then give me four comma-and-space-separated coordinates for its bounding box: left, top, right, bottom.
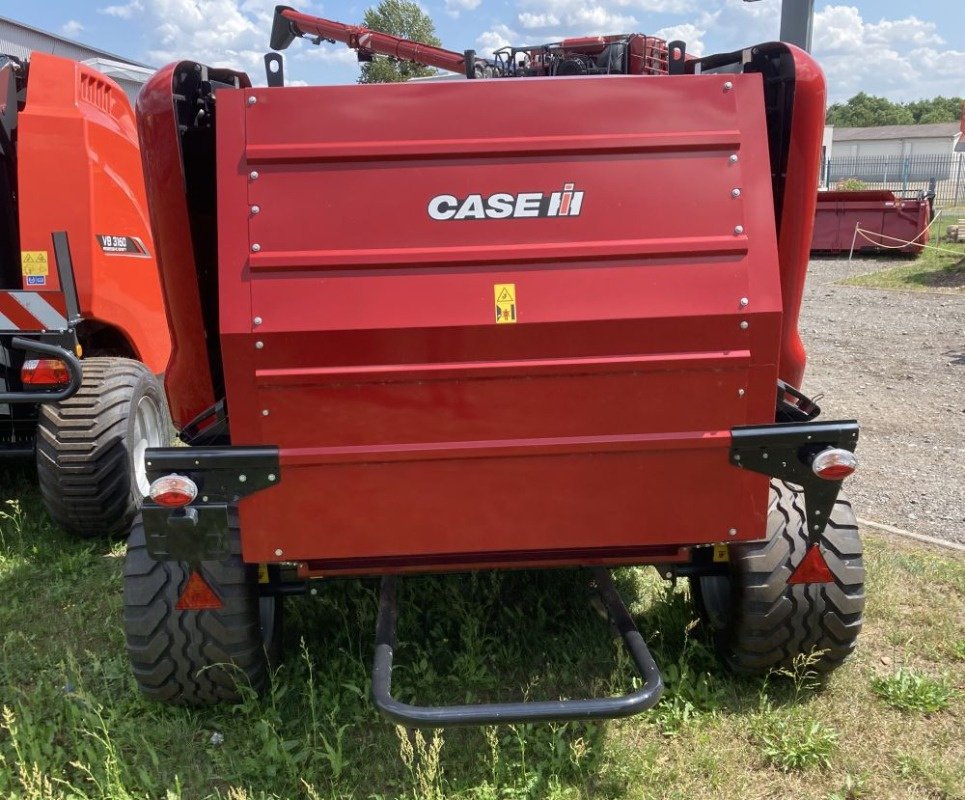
428, 183, 585, 221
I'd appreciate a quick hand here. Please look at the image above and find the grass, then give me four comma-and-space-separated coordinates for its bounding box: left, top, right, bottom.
842, 209, 965, 293
871, 668, 953, 714
1, 463, 964, 799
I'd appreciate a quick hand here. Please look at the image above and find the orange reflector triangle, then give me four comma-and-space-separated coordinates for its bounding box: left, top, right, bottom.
176, 570, 223, 610
788, 545, 834, 585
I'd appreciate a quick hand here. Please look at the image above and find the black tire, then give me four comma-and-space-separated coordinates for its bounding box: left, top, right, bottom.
123, 512, 282, 705
691, 480, 864, 675
36, 357, 171, 538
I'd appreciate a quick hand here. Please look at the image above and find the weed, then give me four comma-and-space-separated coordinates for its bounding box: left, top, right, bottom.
752, 708, 839, 771
871, 667, 952, 713
826, 771, 869, 800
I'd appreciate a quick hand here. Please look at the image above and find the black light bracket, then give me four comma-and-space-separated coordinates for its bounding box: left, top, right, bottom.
730, 420, 859, 544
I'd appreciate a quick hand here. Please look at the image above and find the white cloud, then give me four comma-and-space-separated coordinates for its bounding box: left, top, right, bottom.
136, 0, 279, 76
445, 0, 483, 18
99, 1, 145, 19
60, 20, 85, 37
476, 23, 517, 53
653, 22, 704, 56
813, 5, 965, 102
516, 1, 637, 35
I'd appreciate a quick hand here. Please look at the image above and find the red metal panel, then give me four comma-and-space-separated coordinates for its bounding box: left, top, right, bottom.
17, 53, 170, 372
137, 63, 218, 426
216, 75, 783, 567
773, 46, 825, 390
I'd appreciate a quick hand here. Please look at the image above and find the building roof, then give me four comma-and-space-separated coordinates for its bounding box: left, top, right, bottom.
832, 122, 961, 142
0, 15, 152, 69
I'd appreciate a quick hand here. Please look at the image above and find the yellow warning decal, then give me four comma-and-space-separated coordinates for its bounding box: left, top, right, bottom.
21, 251, 49, 276
494, 283, 517, 324
713, 543, 730, 563
257, 563, 269, 584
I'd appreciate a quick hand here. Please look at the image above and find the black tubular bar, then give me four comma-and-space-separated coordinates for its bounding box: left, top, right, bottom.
371, 567, 664, 727
0, 337, 82, 403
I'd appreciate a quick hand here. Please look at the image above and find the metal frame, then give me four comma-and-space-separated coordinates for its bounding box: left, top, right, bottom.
141, 445, 280, 561
372, 567, 663, 726
730, 419, 859, 542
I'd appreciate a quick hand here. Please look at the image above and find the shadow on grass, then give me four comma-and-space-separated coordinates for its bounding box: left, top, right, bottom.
0, 467, 824, 799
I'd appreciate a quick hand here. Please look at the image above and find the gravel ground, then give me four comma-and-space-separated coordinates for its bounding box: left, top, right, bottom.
800, 257, 965, 545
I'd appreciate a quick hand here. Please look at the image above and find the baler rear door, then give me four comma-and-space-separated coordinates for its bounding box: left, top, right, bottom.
216, 74, 784, 568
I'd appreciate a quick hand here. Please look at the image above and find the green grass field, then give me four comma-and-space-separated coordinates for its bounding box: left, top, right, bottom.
1, 464, 962, 800
842, 210, 965, 293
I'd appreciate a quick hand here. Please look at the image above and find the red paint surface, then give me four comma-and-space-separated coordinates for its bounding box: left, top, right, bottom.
773, 46, 826, 390
209, 74, 786, 567
16, 53, 169, 371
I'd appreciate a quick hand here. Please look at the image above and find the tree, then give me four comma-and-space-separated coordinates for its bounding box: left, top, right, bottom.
826, 93, 913, 127
905, 96, 965, 124
358, 0, 442, 84
826, 92, 964, 127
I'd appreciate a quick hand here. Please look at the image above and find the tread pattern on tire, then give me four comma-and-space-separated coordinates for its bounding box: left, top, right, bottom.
698, 480, 865, 675
123, 512, 272, 705
36, 357, 168, 538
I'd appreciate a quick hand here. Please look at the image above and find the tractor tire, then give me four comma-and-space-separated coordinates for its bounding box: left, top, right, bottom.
122, 512, 282, 705
36, 357, 171, 538
691, 480, 864, 676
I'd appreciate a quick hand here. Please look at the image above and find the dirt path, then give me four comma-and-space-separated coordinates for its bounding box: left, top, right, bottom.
801, 258, 965, 545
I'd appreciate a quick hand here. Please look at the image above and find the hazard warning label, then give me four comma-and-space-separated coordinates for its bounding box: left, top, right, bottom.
21, 251, 49, 277
494, 283, 517, 324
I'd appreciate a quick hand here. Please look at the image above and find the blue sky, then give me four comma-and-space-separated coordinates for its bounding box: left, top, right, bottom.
2, 0, 963, 102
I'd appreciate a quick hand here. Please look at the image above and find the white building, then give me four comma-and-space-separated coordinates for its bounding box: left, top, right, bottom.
831, 122, 961, 159
0, 15, 154, 104
825, 122, 963, 185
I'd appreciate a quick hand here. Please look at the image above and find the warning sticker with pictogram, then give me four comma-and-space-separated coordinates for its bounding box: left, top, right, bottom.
494, 283, 517, 324
21, 251, 49, 277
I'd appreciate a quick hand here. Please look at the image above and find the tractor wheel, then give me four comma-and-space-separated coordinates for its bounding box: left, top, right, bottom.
691, 480, 865, 675
36, 357, 171, 538
122, 512, 282, 705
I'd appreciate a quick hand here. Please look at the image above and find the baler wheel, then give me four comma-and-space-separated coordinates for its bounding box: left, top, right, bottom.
691, 480, 865, 675
123, 512, 281, 705
36, 357, 172, 538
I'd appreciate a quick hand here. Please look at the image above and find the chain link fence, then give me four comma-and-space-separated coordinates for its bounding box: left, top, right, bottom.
822, 152, 965, 209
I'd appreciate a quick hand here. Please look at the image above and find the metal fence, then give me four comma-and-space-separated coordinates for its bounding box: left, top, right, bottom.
821, 152, 965, 208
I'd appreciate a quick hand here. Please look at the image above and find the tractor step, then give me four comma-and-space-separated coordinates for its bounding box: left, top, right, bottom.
371, 568, 664, 727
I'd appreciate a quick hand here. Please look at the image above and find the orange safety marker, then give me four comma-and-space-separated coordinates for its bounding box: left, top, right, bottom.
176, 570, 223, 610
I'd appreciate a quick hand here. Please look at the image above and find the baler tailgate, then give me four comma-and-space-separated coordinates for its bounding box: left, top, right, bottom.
216, 74, 784, 568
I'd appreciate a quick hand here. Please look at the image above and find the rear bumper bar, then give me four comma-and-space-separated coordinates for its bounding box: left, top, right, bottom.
372, 567, 663, 727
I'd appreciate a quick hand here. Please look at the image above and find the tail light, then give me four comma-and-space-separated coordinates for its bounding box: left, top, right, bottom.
148, 473, 198, 506
21, 358, 70, 386
811, 448, 857, 480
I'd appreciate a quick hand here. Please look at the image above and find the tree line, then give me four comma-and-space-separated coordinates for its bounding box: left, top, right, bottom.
826, 93, 964, 127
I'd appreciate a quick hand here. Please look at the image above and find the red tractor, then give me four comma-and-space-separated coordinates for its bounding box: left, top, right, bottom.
123, 6, 863, 725
0, 52, 171, 537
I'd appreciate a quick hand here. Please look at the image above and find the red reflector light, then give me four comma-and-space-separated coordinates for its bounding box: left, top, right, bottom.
811, 448, 857, 480
176, 570, 223, 610
148, 473, 198, 507
21, 358, 69, 386
788, 545, 834, 585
